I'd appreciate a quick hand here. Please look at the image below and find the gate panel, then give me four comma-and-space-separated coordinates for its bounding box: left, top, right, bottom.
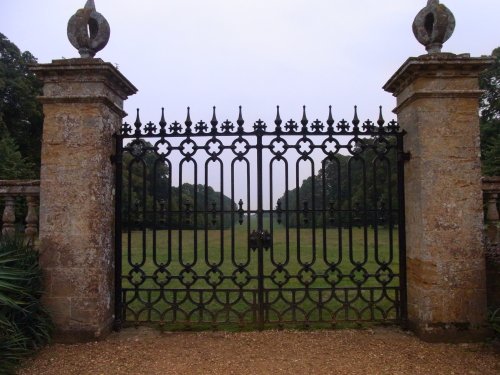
115, 106, 406, 329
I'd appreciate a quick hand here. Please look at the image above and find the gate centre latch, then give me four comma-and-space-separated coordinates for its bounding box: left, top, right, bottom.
249, 230, 272, 251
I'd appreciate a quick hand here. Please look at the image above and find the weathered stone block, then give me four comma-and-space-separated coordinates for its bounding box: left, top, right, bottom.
31, 59, 137, 343
384, 54, 493, 342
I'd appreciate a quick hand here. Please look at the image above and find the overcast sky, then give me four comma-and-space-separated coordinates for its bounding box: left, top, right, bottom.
1, 0, 499, 125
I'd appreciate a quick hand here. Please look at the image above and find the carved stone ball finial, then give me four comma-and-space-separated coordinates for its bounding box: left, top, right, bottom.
67, 0, 110, 58
412, 0, 455, 54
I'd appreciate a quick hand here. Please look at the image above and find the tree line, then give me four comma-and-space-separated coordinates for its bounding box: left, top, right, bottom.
276, 136, 400, 228
121, 143, 236, 229
480, 47, 500, 176
0, 33, 43, 180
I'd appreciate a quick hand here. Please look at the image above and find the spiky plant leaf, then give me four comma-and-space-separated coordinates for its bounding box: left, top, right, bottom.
0, 235, 52, 373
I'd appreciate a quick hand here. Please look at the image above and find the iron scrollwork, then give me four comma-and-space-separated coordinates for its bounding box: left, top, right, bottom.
115, 105, 407, 329
249, 230, 272, 251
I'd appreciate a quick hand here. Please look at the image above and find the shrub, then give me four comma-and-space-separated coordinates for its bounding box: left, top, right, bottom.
0, 235, 52, 374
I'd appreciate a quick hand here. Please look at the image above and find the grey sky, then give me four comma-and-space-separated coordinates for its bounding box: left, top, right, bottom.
1, 0, 499, 125
1, 1, 499, 207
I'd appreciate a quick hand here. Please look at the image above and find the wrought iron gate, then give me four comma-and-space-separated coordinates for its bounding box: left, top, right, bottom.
114, 105, 407, 329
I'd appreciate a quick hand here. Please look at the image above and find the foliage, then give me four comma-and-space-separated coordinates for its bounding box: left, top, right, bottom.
0, 133, 35, 180
480, 47, 500, 123
0, 236, 52, 374
278, 135, 399, 227
122, 141, 170, 219
122, 141, 236, 229
480, 47, 500, 176
480, 116, 500, 176
0, 32, 43, 178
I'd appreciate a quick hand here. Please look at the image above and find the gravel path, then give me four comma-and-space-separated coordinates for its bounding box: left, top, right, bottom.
19, 327, 500, 375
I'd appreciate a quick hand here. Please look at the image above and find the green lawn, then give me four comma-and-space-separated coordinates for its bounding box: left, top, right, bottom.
120, 223, 403, 329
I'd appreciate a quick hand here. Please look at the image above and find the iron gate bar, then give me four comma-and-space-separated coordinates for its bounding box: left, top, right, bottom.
256, 122, 265, 329
114, 105, 407, 329
113, 133, 123, 330
397, 133, 408, 327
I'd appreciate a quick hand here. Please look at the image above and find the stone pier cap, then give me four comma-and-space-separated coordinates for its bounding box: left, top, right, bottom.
30, 58, 138, 117
383, 54, 494, 111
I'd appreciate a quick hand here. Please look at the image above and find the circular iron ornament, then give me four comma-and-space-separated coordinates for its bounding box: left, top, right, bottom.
67, 0, 110, 58
412, 0, 455, 54
231, 137, 250, 157
206, 268, 224, 287
231, 268, 251, 287
128, 267, 146, 286
298, 266, 316, 286
270, 137, 288, 157
270, 267, 291, 287
375, 265, 394, 285
179, 138, 197, 157
373, 137, 390, 156
347, 138, 365, 156
350, 266, 369, 285
179, 268, 197, 287
296, 138, 314, 157
205, 138, 224, 157
321, 137, 341, 157
325, 267, 343, 286
152, 267, 172, 287
129, 139, 146, 158
154, 139, 172, 157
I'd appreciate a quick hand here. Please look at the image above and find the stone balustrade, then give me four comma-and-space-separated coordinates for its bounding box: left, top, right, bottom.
0, 180, 40, 241
483, 176, 500, 310
483, 176, 500, 243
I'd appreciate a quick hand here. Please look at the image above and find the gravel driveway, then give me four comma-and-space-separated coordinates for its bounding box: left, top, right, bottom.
18, 327, 500, 375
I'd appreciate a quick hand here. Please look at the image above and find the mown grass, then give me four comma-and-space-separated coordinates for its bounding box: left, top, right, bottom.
120, 221, 403, 329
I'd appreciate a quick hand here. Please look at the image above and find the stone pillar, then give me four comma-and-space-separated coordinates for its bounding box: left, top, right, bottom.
31, 59, 137, 342
384, 54, 493, 342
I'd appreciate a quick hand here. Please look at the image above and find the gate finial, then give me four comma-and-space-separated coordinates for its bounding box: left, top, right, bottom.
67, 0, 110, 58
412, 0, 455, 54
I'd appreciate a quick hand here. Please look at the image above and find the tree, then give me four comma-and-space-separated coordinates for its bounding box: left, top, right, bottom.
480, 47, 500, 176
0, 33, 43, 177
0, 132, 35, 179
278, 135, 400, 228
121, 140, 236, 229
121, 141, 170, 226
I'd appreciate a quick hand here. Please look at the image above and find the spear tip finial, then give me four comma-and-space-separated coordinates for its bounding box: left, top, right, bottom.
84, 0, 96, 10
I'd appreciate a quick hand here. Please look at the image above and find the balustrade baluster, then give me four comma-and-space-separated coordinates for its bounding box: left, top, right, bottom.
485, 192, 499, 222
482, 177, 500, 246
25, 195, 39, 241
0, 180, 40, 240
1, 195, 16, 237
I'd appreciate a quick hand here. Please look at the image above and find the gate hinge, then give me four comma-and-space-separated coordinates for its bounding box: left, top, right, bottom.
249, 230, 272, 251
110, 154, 122, 164
399, 151, 411, 162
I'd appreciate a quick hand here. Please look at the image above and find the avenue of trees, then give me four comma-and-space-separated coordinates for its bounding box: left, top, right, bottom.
121, 143, 236, 229
277, 137, 399, 228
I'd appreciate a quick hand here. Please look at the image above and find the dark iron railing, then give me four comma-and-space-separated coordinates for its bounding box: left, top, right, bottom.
114, 105, 407, 329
